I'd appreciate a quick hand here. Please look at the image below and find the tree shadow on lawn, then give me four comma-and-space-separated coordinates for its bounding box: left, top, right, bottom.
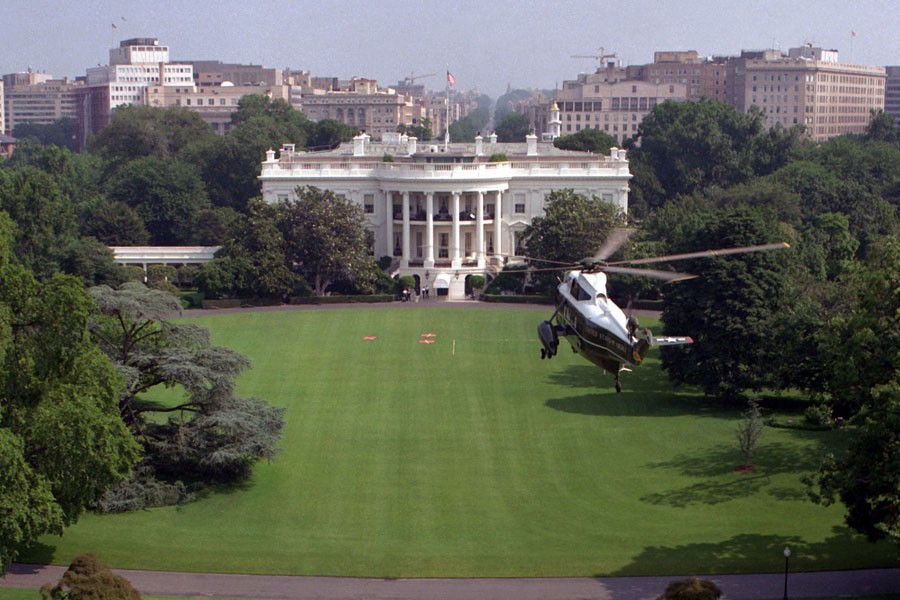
609, 528, 891, 577
640, 441, 829, 508
543, 362, 720, 419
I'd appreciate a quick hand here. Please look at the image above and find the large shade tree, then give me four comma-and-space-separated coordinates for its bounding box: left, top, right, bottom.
89, 283, 285, 511
521, 189, 622, 295
277, 186, 374, 296
0, 213, 138, 571
658, 204, 792, 401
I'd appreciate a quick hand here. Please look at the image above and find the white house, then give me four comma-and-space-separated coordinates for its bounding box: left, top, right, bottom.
258, 132, 631, 300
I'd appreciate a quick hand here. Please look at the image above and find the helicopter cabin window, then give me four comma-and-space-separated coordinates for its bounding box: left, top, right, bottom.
570, 279, 591, 301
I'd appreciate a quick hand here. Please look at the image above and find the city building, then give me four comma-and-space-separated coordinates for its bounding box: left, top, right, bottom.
884, 66, 900, 122
2, 76, 82, 135
299, 78, 426, 141
531, 45, 885, 144
258, 133, 631, 300
78, 38, 194, 142
143, 81, 290, 135
727, 45, 886, 140
531, 56, 688, 145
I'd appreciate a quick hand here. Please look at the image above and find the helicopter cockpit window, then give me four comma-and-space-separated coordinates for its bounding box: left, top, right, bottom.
570, 279, 591, 301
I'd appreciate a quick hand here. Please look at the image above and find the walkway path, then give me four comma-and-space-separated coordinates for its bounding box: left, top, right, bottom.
2, 563, 897, 599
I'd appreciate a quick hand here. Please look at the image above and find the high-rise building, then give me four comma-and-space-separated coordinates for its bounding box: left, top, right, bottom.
79, 38, 194, 140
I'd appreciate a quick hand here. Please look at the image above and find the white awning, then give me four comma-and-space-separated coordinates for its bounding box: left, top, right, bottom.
433, 273, 451, 289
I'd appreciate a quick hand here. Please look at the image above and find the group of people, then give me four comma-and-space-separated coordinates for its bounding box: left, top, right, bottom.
401, 285, 433, 302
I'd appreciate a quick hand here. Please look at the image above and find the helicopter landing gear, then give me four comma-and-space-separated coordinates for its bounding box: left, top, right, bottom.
614, 374, 622, 393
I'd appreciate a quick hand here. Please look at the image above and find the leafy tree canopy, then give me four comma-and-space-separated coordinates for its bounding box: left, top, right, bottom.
277, 186, 374, 296
554, 128, 617, 155
0, 213, 138, 571
522, 189, 622, 295
494, 112, 531, 143
89, 283, 285, 509
658, 204, 792, 401
87, 105, 217, 166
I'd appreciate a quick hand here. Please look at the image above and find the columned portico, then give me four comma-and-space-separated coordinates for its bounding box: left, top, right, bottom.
451, 191, 461, 268
401, 191, 410, 268
425, 192, 434, 268
475, 191, 485, 268
494, 191, 503, 262
259, 136, 632, 300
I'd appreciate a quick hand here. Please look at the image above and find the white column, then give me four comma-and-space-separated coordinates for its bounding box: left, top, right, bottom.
451, 191, 461, 268
475, 190, 485, 267
401, 191, 410, 268
425, 191, 434, 268
385, 191, 394, 259
494, 190, 503, 261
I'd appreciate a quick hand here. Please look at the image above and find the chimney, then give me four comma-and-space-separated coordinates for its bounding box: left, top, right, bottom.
526, 132, 538, 156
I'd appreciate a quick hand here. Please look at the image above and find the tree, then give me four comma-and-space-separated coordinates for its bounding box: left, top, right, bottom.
806, 381, 900, 542
12, 118, 78, 151
0, 166, 79, 279
494, 112, 531, 142
522, 189, 622, 295
658, 578, 722, 600
814, 236, 900, 417
88, 105, 216, 166
0, 213, 138, 571
864, 109, 899, 143
736, 399, 764, 471
199, 198, 306, 300
88, 283, 285, 508
307, 119, 359, 150
277, 187, 373, 296
41, 553, 140, 600
554, 128, 617, 155
631, 99, 766, 208
106, 156, 210, 245
658, 205, 791, 401
79, 198, 151, 246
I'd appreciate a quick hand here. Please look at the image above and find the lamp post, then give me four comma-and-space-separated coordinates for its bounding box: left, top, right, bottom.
782, 546, 791, 600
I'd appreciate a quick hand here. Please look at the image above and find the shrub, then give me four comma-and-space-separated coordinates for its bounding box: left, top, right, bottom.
804, 403, 834, 427
40, 553, 140, 600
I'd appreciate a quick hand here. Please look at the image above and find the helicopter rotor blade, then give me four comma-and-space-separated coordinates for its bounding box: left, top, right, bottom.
594, 227, 637, 261
608, 242, 790, 267
601, 265, 699, 282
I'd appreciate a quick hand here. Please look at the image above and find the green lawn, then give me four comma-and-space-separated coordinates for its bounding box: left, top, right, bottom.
18, 306, 897, 577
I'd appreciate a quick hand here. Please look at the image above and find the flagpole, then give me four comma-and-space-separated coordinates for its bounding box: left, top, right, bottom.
444, 66, 450, 151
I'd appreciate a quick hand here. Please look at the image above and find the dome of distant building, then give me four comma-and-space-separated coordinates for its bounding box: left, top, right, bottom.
221, 81, 235, 86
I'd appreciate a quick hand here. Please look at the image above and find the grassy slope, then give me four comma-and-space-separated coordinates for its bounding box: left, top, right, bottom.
20, 307, 896, 577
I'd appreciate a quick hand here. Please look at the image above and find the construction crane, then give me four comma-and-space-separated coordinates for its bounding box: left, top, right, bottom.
401, 72, 436, 86
571, 48, 620, 70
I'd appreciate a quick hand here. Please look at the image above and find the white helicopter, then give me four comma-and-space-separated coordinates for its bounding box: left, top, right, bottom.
537, 229, 790, 392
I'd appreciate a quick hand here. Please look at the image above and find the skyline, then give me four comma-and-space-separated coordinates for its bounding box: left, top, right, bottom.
5, 0, 900, 98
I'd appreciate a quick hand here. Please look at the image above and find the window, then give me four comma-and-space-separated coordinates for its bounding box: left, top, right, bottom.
364, 193, 374, 214
514, 194, 526, 214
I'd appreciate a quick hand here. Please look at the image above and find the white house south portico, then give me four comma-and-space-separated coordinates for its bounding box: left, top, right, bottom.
259, 131, 631, 300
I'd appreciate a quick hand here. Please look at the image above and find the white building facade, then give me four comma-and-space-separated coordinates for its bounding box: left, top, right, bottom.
259, 133, 631, 300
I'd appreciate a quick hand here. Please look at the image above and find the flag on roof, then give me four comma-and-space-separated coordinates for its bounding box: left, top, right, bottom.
447, 71, 456, 86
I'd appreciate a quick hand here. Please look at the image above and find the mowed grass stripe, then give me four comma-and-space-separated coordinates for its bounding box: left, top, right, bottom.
22, 307, 895, 577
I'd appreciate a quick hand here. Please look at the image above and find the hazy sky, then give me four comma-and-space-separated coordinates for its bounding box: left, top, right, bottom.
5, 0, 900, 98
